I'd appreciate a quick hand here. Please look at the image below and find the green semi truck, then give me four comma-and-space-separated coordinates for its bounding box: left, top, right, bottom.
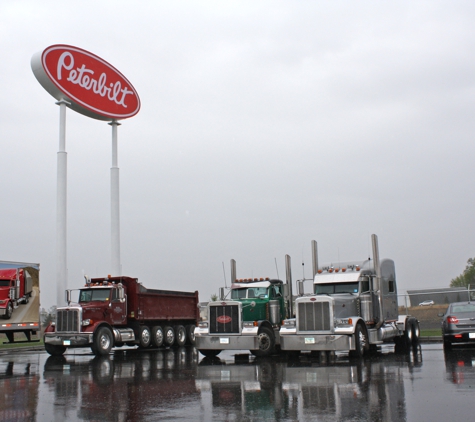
195, 256, 294, 357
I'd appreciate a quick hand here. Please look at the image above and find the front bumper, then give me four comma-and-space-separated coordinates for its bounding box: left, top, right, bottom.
44, 332, 93, 347
280, 333, 353, 351
195, 334, 259, 351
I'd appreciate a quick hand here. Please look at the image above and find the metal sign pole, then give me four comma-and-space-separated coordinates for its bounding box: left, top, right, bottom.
109, 120, 121, 276
56, 99, 69, 306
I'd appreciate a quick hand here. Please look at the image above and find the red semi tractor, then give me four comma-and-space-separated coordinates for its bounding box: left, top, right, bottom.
0, 268, 33, 320
44, 275, 199, 356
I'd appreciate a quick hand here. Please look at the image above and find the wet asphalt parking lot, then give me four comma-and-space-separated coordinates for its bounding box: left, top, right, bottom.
1, 342, 474, 421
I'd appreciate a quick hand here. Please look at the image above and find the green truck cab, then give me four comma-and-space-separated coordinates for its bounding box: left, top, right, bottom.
195, 256, 293, 357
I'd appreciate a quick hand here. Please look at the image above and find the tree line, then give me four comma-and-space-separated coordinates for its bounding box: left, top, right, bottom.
450, 257, 475, 288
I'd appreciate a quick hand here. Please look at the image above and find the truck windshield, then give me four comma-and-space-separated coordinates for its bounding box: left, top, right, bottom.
79, 289, 111, 303
231, 287, 268, 299
315, 282, 359, 295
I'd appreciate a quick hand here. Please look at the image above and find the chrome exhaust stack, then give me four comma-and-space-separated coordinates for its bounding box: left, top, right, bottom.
285, 254, 293, 317
311, 240, 318, 278
230, 259, 236, 284
372, 234, 384, 328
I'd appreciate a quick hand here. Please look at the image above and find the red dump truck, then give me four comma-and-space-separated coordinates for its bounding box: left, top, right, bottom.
44, 275, 199, 356
0, 268, 33, 319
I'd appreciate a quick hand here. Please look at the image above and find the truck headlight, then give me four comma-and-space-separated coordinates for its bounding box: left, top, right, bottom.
243, 321, 258, 328
0, 300, 5, 304
335, 318, 352, 326
283, 319, 296, 327
198, 321, 208, 328
82, 319, 94, 326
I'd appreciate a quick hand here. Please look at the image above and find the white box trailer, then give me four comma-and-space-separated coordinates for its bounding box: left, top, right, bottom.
0, 261, 40, 344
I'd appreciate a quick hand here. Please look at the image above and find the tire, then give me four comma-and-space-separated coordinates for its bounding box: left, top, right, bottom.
199, 349, 221, 358
93, 327, 113, 355
164, 326, 175, 347
251, 327, 275, 357
45, 343, 66, 356
138, 326, 152, 348
186, 324, 196, 345
152, 326, 164, 348
350, 324, 367, 358
3, 302, 13, 320
175, 325, 187, 347
404, 319, 414, 347
411, 319, 420, 344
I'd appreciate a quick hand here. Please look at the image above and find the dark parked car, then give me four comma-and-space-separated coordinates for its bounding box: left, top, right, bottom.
440, 301, 475, 350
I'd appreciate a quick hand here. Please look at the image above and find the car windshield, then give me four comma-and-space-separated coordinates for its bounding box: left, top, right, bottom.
315, 282, 359, 295
231, 287, 268, 299
451, 303, 475, 314
79, 288, 111, 303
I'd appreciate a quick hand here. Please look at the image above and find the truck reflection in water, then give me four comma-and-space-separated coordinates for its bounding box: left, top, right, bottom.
0, 359, 39, 421
196, 346, 422, 421
443, 345, 475, 389
43, 347, 200, 421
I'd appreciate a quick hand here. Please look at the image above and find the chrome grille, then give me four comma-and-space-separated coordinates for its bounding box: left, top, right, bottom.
209, 305, 240, 334
298, 301, 331, 331
56, 309, 80, 332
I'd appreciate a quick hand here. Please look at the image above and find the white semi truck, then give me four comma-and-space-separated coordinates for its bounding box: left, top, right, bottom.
280, 235, 419, 357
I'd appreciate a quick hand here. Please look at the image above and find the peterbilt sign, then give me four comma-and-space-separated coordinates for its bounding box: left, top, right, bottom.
31, 44, 140, 121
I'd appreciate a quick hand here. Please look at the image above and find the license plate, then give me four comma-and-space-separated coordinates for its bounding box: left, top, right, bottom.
305, 337, 315, 344
469, 333, 475, 339
63, 340, 71, 346
220, 338, 229, 344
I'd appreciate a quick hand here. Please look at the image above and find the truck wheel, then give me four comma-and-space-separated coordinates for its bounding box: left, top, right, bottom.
186, 324, 196, 345
45, 343, 66, 356
175, 325, 187, 347
152, 326, 164, 348
350, 324, 367, 358
251, 327, 275, 357
199, 349, 221, 358
3, 302, 13, 320
411, 319, 420, 344
164, 326, 175, 347
404, 319, 414, 347
138, 326, 152, 348
93, 327, 113, 355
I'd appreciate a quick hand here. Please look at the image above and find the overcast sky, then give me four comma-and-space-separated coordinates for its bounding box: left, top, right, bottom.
1, 1, 475, 310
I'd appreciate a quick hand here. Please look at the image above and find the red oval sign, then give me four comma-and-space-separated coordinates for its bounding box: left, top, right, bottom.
217, 315, 232, 324
31, 44, 140, 121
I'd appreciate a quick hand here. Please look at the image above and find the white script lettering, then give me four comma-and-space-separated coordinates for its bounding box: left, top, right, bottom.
56, 51, 135, 109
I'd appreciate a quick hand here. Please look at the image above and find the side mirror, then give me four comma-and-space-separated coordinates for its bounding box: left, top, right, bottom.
65, 290, 71, 305
118, 285, 125, 301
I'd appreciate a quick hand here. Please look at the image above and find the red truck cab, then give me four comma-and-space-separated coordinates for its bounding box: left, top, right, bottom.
0, 269, 32, 319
